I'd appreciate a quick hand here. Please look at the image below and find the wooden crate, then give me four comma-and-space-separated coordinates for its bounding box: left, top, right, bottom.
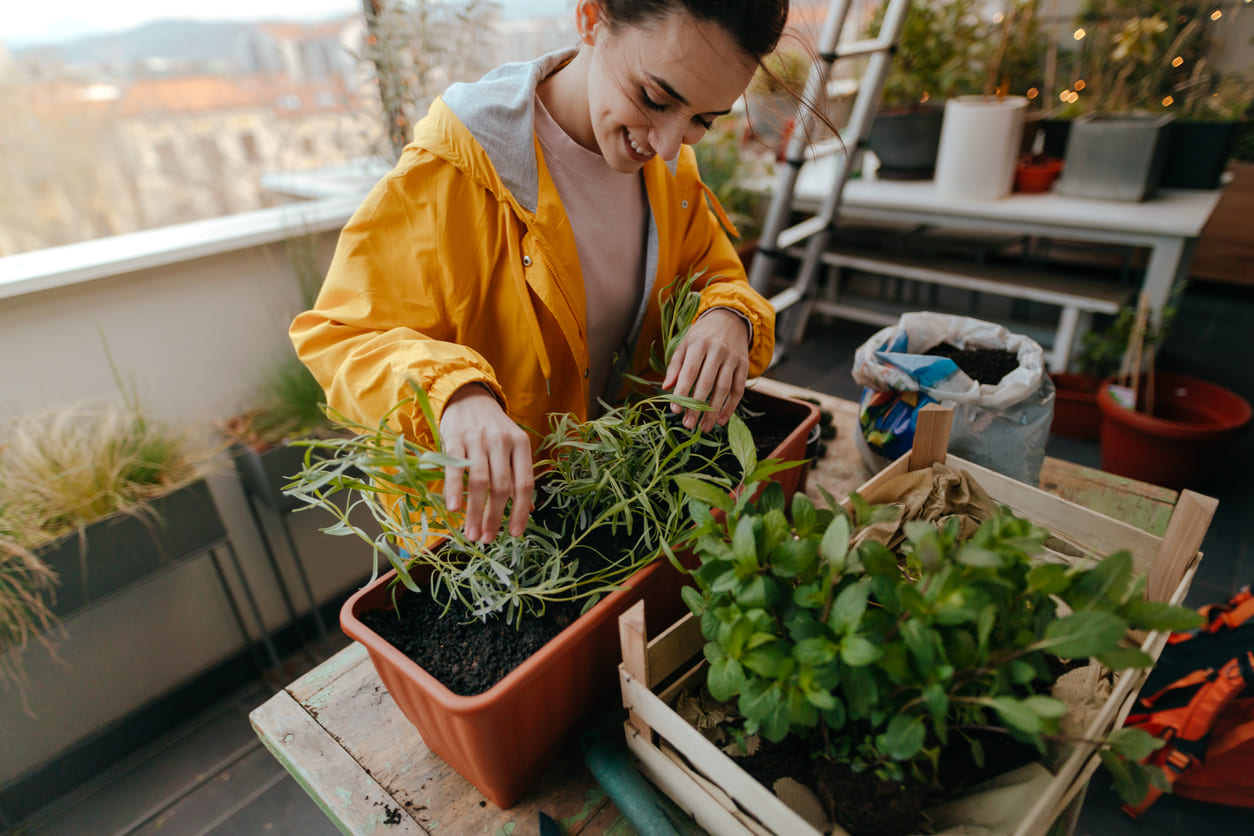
617, 406, 1217, 836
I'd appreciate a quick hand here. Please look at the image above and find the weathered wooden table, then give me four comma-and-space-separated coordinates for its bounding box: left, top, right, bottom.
250, 378, 1180, 834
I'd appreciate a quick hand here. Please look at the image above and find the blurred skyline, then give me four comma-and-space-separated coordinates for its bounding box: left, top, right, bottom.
4, 0, 572, 47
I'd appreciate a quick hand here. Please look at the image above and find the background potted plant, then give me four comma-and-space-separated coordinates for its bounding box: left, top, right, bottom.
865, 0, 986, 180
1051, 1, 1212, 201
0, 381, 221, 709
284, 272, 821, 808
1095, 289, 1252, 490
1157, 66, 1254, 189
933, 0, 1046, 200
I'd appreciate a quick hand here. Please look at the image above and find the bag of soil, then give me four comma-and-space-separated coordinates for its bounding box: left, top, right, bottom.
852, 312, 1055, 483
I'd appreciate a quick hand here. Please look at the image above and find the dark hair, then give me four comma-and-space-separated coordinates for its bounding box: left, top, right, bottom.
599, 0, 790, 59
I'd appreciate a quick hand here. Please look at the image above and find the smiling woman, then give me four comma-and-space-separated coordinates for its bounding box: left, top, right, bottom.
291, 0, 797, 545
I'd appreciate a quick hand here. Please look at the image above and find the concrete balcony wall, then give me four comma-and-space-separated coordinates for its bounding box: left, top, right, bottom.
0, 195, 377, 787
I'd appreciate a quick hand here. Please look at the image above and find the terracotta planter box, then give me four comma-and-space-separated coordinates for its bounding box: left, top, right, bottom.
35, 479, 226, 619
340, 390, 820, 808
617, 413, 1216, 835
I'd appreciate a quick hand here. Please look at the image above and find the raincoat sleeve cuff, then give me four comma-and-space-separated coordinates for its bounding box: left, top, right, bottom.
698, 306, 753, 346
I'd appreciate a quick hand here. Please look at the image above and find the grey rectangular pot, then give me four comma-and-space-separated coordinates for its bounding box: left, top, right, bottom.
230, 441, 310, 514
1056, 113, 1174, 202
34, 479, 226, 618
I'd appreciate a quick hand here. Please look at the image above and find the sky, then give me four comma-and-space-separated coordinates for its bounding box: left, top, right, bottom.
3, 0, 572, 46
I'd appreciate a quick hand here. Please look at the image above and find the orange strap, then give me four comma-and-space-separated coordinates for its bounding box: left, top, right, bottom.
1123, 651, 1254, 819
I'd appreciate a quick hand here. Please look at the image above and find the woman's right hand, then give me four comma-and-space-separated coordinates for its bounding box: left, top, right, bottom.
439, 383, 534, 543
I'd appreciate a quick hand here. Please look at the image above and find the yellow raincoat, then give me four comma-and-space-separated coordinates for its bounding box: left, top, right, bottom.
291, 49, 775, 451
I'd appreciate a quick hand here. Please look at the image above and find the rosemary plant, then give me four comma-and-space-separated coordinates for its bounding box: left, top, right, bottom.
285, 269, 779, 625
285, 386, 740, 624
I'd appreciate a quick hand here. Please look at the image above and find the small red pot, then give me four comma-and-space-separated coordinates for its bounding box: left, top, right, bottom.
1049, 372, 1102, 441
1014, 155, 1064, 193
1097, 373, 1251, 490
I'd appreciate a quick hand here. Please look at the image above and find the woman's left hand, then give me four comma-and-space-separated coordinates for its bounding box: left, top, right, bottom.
663, 308, 751, 432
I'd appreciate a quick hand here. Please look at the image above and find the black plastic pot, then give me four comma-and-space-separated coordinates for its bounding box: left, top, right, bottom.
867, 105, 945, 180
1159, 120, 1243, 190
1039, 118, 1072, 159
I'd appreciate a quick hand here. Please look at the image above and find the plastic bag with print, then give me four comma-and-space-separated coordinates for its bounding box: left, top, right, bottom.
852, 312, 1055, 484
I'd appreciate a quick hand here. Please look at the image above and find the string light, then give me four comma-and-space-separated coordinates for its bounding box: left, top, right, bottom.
920, 91, 930, 104
1172, 56, 1184, 67
1162, 95, 1175, 106
1027, 87, 1039, 99
993, 12, 1004, 23
1075, 80, 1087, 91
1211, 9, 1223, 19
1073, 28, 1087, 40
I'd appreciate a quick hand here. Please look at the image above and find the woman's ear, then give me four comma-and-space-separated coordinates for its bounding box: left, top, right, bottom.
575, 0, 602, 45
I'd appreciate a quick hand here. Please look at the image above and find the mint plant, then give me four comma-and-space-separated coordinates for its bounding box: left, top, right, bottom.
677, 462, 1203, 810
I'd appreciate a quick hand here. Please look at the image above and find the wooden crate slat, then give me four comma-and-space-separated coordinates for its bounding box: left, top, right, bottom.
1012, 561, 1197, 834
1147, 491, 1216, 602
625, 725, 760, 836
647, 608, 706, 690
656, 745, 781, 836
657, 658, 710, 707
621, 670, 822, 835
947, 456, 1165, 574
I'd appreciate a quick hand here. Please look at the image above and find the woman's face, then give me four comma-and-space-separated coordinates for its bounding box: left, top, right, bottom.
580, 3, 757, 173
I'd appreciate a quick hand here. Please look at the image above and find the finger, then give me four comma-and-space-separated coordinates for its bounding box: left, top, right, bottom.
463, 451, 491, 543
664, 342, 690, 411
443, 439, 466, 513
672, 355, 705, 422
477, 433, 515, 543
718, 364, 749, 424
691, 358, 726, 432
507, 441, 535, 538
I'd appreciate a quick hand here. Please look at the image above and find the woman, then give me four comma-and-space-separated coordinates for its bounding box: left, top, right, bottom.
291, 0, 791, 545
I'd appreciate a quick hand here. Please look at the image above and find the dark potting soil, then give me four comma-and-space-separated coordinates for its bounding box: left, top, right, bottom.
925, 343, 1020, 385
361, 407, 802, 697
731, 735, 929, 836
359, 588, 587, 697
732, 721, 1044, 836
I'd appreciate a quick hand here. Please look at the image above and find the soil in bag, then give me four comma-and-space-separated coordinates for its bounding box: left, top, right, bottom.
925, 343, 1020, 384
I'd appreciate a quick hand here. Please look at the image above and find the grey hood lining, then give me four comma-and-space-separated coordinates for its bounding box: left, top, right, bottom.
441, 48, 678, 214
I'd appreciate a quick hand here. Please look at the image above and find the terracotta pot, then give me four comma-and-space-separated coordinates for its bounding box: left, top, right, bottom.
340, 391, 820, 807
1097, 372, 1252, 490
1014, 155, 1064, 193
1049, 372, 1101, 440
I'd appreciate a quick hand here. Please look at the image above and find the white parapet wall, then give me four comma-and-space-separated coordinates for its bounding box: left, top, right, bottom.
0, 192, 378, 788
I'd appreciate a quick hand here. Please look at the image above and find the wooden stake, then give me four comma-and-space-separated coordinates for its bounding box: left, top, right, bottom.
1121, 292, 1151, 409
910, 404, 952, 470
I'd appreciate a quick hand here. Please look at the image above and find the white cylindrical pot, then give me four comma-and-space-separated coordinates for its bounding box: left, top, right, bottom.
934, 95, 1028, 201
